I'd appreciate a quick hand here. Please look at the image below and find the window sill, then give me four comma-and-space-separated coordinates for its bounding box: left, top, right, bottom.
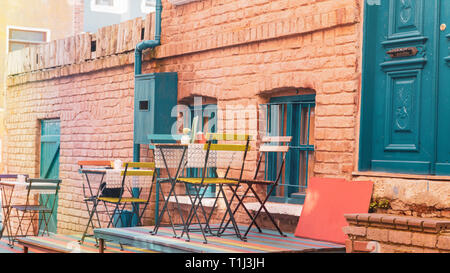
244, 202, 302, 217
352, 171, 450, 181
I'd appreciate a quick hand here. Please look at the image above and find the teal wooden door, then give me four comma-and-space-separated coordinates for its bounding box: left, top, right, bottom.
435, 0, 450, 174
360, 0, 450, 175
40, 119, 60, 233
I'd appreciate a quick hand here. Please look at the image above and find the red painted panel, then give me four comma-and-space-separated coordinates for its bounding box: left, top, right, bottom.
294, 178, 373, 244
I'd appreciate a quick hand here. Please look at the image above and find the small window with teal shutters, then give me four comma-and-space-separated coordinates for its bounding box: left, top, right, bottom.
262, 95, 315, 204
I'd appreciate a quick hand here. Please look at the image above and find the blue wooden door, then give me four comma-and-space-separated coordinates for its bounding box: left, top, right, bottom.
40, 119, 60, 234
360, 0, 449, 175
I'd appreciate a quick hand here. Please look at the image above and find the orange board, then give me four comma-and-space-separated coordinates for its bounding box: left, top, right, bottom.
294, 178, 373, 244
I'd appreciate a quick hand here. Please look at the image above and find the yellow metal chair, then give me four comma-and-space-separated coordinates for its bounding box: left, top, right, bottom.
98, 162, 156, 228
178, 133, 251, 243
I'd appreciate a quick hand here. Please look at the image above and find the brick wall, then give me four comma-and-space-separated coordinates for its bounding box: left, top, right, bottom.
73, 0, 84, 34
4, 0, 364, 234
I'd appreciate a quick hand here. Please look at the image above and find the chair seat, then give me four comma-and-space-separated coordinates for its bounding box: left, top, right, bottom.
11, 205, 52, 212
178, 178, 239, 185
98, 197, 148, 203
238, 179, 276, 185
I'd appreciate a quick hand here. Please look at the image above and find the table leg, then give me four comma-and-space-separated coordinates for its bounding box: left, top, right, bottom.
99, 238, 105, 253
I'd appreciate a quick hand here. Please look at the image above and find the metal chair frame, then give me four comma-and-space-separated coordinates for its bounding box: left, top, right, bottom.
179, 134, 251, 243
78, 161, 112, 245
8, 178, 61, 246
100, 162, 156, 229
218, 136, 292, 239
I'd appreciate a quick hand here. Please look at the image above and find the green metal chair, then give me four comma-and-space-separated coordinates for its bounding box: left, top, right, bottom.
10, 178, 62, 245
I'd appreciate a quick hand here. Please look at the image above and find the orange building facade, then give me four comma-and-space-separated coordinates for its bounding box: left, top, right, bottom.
3, 0, 450, 252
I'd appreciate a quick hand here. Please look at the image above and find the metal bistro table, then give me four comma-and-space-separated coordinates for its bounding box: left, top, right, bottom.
152, 143, 190, 240
0, 175, 29, 245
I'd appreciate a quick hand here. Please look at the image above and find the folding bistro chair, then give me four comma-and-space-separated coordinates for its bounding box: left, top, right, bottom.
98, 162, 155, 229
219, 136, 292, 239
9, 178, 61, 245
178, 133, 251, 243
78, 161, 113, 245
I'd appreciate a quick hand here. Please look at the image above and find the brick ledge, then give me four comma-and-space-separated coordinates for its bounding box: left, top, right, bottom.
345, 213, 450, 234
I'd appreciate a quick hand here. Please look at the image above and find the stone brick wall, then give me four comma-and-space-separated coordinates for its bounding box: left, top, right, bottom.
343, 214, 450, 253
4, 0, 365, 235
355, 175, 450, 219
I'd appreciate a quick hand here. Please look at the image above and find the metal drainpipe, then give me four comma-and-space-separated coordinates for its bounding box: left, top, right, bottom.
132, 0, 163, 226
133, 0, 162, 163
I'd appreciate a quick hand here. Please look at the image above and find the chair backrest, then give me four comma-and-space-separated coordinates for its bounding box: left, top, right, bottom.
259, 136, 292, 152
120, 162, 155, 178
26, 178, 62, 195
254, 136, 292, 181
122, 162, 155, 169
20, 178, 62, 212
106, 162, 155, 201
206, 133, 252, 141
188, 133, 252, 181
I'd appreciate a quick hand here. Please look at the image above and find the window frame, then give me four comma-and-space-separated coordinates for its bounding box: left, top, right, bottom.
90, 0, 128, 14
6, 26, 50, 53
141, 0, 156, 13
262, 94, 315, 205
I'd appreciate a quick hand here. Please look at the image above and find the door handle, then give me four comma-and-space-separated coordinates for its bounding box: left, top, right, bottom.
441, 24, 447, 31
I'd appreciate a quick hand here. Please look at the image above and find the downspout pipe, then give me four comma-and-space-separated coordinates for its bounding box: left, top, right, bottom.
133, 0, 163, 163
131, 0, 162, 226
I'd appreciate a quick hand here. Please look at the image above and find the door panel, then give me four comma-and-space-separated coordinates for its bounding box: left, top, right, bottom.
435, 0, 450, 174
40, 119, 60, 234
368, 0, 437, 174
